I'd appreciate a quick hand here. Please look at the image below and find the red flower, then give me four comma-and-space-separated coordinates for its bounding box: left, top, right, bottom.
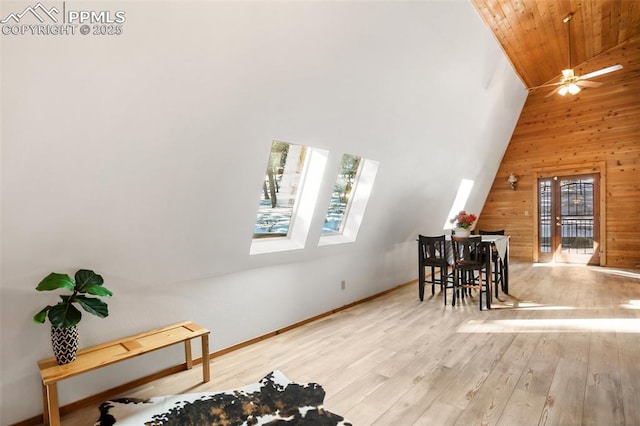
450, 210, 477, 229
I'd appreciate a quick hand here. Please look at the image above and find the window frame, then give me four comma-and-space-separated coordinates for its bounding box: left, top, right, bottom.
318, 157, 379, 246
250, 144, 328, 255
321, 154, 363, 236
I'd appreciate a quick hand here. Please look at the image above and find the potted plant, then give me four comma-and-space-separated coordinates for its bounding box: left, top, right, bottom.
33, 269, 112, 364
450, 210, 478, 237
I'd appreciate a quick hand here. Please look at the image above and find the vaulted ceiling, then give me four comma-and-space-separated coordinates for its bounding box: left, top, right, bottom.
471, 0, 640, 90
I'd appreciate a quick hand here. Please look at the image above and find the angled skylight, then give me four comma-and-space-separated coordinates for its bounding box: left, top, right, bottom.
251, 141, 327, 255
319, 156, 378, 246
443, 178, 474, 230
322, 154, 362, 235
253, 141, 306, 238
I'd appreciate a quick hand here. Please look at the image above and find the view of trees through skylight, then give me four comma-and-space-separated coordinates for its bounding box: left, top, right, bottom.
322, 154, 361, 234
254, 141, 307, 238
252, 141, 376, 252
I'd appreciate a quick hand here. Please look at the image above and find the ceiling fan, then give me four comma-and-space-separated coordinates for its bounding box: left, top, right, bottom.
528, 13, 623, 98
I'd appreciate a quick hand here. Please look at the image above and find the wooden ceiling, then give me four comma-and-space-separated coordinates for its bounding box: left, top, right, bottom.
471, 0, 640, 90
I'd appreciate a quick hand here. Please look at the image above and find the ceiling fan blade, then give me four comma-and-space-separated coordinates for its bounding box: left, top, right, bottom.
528, 81, 563, 91
580, 64, 623, 80
545, 87, 561, 98
576, 80, 603, 88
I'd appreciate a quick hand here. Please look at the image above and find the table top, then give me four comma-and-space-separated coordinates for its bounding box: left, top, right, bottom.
445, 234, 509, 261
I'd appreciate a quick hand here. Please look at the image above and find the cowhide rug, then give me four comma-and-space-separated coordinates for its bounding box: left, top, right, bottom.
94, 370, 351, 425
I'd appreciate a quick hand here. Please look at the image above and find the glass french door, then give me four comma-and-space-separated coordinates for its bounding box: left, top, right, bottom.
538, 174, 600, 264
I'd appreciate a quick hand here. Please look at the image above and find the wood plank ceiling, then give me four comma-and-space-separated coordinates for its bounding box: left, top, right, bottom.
471, 0, 640, 90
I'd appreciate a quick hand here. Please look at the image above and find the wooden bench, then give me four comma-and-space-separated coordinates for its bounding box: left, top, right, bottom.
37, 321, 210, 426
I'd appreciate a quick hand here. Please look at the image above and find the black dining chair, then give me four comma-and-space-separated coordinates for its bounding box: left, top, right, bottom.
451, 236, 491, 310
478, 229, 505, 296
417, 235, 454, 304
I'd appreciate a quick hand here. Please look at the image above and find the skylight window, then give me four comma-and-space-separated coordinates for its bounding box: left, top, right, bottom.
322, 154, 362, 235
319, 156, 378, 246
253, 141, 306, 238
250, 141, 328, 255
443, 178, 474, 230
250, 142, 377, 253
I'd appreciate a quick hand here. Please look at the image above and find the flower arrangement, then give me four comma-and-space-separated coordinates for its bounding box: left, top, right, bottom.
450, 210, 477, 229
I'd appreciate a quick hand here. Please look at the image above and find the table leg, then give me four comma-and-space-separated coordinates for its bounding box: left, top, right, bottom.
201, 334, 210, 382
485, 247, 492, 310
503, 244, 509, 293
493, 252, 500, 299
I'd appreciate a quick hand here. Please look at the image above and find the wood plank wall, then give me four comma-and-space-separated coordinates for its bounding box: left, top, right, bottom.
476, 34, 640, 268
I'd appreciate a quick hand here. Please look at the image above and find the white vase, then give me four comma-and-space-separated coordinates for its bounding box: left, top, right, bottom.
455, 228, 471, 237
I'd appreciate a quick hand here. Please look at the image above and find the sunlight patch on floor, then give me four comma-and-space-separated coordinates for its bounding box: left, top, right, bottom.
621, 300, 640, 309
509, 301, 578, 310
532, 263, 640, 279
494, 300, 640, 311
532, 262, 588, 268
457, 318, 640, 333
590, 268, 640, 279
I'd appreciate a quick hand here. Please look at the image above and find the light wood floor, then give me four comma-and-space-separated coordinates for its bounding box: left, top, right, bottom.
61, 262, 640, 425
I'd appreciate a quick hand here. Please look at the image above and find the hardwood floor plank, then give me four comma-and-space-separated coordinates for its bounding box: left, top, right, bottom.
514, 334, 565, 397
325, 372, 388, 414
453, 332, 542, 425
618, 331, 640, 426
537, 331, 590, 425
413, 401, 463, 425
436, 333, 517, 411
540, 356, 588, 425
342, 400, 384, 425
370, 379, 450, 425
496, 388, 547, 426
583, 332, 625, 425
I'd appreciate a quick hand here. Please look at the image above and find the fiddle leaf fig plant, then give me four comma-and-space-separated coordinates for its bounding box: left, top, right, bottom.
33, 269, 113, 328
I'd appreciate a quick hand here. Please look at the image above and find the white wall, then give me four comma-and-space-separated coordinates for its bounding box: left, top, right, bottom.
0, 1, 527, 423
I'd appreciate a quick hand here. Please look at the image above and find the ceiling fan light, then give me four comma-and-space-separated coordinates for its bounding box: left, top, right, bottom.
558, 85, 569, 96
568, 83, 581, 95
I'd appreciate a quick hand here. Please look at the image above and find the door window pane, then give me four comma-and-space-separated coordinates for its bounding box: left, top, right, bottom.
539, 179, 552, 253
559, 177, 594, 254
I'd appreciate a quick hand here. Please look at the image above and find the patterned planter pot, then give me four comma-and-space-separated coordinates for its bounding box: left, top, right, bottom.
51, 325, 79, 365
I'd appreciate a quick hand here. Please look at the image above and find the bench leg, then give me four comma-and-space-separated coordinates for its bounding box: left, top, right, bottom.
202, 334, 210, 382
42, 382, 48, 425
184, 339, 193, 370
42, 382, 60, 426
